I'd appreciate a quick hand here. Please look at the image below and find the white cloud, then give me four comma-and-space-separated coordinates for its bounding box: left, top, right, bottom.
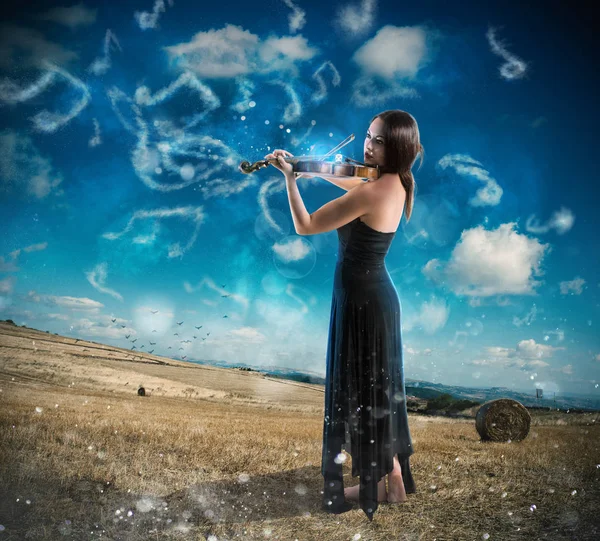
512, 303, 538, 327
348, 24, 432, 106
470, 339, 565, 370
23, 242, 48, 253
0, 24, 78, 70
335, 0, 377, 38
0, 131, 64, 200
0, 257, 19, 272
559, 277, 585, 295
272, 237, 312, 263
35, 2, 98, 29
163, 24, 319, 79
422, 222, 552, 297
515, 338, 562, 360
402, 295, 449, 334
25, 290, 104, 312
351, 25, 429, 80
0, 276, 16, 294
525, 206, 575, 235
46, 313, 70, 321
350, 75, 419, 108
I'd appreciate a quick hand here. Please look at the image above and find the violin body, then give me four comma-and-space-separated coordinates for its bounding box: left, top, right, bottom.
239, 155, 380, 181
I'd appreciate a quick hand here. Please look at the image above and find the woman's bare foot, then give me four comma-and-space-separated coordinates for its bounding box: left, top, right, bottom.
387, 457, 408, 503
344, 477, 387, 503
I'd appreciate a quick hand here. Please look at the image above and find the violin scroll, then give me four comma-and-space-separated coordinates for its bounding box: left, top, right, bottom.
239, 160, 270, 174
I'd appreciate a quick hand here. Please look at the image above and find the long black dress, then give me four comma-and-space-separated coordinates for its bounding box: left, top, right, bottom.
321, 216, 416, 520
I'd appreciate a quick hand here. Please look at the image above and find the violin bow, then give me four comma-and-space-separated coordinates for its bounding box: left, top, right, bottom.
318, 134, 356, 160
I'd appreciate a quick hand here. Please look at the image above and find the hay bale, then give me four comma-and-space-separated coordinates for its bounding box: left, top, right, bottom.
475, 398, 530, 442
137, 387, 146, 397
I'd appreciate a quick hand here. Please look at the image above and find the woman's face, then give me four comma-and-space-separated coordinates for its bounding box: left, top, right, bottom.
364, 117, 386, 167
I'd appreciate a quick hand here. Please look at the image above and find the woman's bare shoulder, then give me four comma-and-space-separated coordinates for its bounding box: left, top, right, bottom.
368, 173, 405, 195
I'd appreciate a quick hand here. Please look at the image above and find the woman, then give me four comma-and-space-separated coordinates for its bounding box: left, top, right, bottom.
265, 110, 424, 522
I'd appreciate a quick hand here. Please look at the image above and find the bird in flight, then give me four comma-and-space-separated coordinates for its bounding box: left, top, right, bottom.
182, 355, 187, 360
132, 339, 137, 343
120, 325, 126, 328
149, 349, 154, 354
221, 294, 230, 298
207, 332, 210, 336
177, 321, 184, 326
222, 315, 228, 318
150, 310, 159, 314
111, 318, 116, 323
152, 329, 157, 333
194, 325, 202, 329
150, 341, 156, 345
125, 334, 130, 339
174, 332, 179, 336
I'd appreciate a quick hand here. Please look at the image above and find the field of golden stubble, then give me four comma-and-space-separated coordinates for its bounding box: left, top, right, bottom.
0, 322, 598, 540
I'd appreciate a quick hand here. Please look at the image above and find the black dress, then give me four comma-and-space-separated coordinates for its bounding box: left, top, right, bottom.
321, 216, 416, 520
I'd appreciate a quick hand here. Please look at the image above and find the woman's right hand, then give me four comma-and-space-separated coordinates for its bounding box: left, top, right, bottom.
263, 149, 309, 179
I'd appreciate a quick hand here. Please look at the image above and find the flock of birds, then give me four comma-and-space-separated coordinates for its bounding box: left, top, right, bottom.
107, 288, 231, 362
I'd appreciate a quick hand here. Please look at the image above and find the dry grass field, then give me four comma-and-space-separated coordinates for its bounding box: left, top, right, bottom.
0, 321, 598, 540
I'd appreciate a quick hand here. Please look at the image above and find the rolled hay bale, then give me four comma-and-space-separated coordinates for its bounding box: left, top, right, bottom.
475, 398, 531, 442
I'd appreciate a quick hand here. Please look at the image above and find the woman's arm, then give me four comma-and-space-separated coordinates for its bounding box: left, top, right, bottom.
304, 175, 366, 192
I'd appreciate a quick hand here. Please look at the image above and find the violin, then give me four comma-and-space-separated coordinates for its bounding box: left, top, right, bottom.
238, 134, 381, 181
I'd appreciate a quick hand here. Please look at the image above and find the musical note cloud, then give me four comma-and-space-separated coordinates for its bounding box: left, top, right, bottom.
87, 29, 122, 76
85, 262, 124, 302
268, 80, 302, 124
311, 61, 341, 104
0, 60, 91, 133
133, 71, 220, 129
486, 26, 529, 81
282, 0, 307, 34
437, 153, 503, 207
89, 118, 102, 147
102, 206, 206, 259
230, 78, 256, 114
134, 0, 174, 31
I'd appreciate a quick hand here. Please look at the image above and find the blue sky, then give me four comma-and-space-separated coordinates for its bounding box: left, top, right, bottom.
0, 0, 598, 398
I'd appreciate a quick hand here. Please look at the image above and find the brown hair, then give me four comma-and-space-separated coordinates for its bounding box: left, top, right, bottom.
370, 110, 424, 223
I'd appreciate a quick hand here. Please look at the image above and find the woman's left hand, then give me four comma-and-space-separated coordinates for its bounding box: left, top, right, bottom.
264, 149, 294, 177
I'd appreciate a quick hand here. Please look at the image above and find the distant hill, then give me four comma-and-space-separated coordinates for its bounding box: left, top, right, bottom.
195, 358, 599, 412
3, 320, 597, 412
